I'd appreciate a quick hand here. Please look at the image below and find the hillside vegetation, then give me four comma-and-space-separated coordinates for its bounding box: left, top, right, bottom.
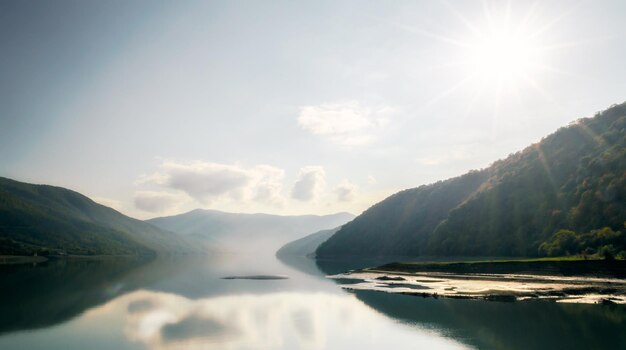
317, 101, 626, 259
0, 177, 196, 256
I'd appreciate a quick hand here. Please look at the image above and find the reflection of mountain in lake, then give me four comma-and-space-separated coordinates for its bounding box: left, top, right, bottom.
315, 257, 401, 276
3, 254, 626, 350
353, 290, 626, 350
0, 253, 339, 335
276, 226, 402, 277
0, 258, 154, 334
0, 256, 235, 335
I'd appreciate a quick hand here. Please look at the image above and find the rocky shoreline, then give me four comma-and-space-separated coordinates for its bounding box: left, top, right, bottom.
329, 270, 626, 304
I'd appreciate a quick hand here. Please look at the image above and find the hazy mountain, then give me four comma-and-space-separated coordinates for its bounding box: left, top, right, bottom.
317, 101, 626, 259
0, 177, 197, 256
275, 227, 339, 276
277, 227, 338, 259
148, 210, 354, 253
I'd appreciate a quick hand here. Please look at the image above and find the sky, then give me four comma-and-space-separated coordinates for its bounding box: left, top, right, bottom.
1, 0, 625, 219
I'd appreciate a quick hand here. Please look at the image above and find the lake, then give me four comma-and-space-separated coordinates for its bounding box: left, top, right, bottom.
0, 252, 624, 349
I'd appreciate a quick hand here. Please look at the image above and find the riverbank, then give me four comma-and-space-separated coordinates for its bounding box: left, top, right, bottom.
0, 254, 153, 265
329, 259, 626, 304
375, 258, 626, 278
0, 255, 48, 265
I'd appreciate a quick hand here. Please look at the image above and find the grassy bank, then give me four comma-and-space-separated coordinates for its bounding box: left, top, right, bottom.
0, 255, 49, 265
370, 257, 626, 279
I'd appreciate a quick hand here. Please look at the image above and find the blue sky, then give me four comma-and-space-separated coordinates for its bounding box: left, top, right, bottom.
2, 0, 625, 218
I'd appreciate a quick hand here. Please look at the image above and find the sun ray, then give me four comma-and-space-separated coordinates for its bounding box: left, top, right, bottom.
490, 78, 503, 139
536, 35, 617, 52
505, 0, 512, 25
481, 0, 498, 35
534, 144, 560, 198
520, 74, 561, 107
440, 0, 480, 35
401, 0, 602, 118
518, 1, 542, 34
536, 63, 587, 80
455, 77, 487, 127
395, 23, 470, 48
510, 77, 524, 109
372, 15, 471, 48
416, 74, 477, 114
528, 0, 584, 39
575, 122, 606, 147
421, 59, 473, 72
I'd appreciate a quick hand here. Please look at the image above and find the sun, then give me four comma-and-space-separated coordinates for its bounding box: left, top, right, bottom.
465, 18, 545, 87
401, 1, 570, 112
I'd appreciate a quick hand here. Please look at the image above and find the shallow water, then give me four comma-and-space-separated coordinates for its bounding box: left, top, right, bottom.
0, 253, 624, 349
330, 270, 626, 304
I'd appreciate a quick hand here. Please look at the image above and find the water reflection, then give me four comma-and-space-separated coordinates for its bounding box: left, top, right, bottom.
353, 290, 626, 350
0, 257, 155, 335
122, 290, 468, 349
0, 254, 624, 349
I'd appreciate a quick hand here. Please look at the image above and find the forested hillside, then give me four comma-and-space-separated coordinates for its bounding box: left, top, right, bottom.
317, 102, 626, 259
0, 177, 196, 256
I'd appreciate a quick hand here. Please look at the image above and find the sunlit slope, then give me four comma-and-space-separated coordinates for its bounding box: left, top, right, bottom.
317, 101, 626, 258
0, 177, 196, 255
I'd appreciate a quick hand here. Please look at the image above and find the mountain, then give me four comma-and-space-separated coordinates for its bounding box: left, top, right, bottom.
317, 101, 626, 259
275, 227, 340, 277
148, 209, 354, 253
277, 227, 339, 259
0, 177, 197, 256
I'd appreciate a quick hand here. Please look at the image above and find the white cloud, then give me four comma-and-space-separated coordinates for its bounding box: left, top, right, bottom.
291, 166, 326, 202
160, 162, 251, 201
334, 180, 357, 202
135, 161, 373, 215
251, 164, 286, 207
298, 101, 392, 145
139, 161, 286, 206
134, 191, 185, 213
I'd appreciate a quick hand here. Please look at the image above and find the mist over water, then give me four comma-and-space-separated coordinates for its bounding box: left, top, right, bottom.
1, 244, 624, 350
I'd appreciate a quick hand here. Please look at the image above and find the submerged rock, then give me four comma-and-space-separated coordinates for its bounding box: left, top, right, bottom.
375, 276, 406, 281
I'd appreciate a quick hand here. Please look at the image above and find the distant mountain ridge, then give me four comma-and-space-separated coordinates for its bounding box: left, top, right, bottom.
148, 209, 355, 252
317, 101, 626, 259
0, 177, 196, 256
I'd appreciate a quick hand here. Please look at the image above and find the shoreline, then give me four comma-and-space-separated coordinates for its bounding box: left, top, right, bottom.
0, 255, 49, 265
329, 259, 626, 304
0, 254, 152, 265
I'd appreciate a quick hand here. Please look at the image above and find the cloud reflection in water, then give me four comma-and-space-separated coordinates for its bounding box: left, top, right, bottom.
121, 290, 469, 350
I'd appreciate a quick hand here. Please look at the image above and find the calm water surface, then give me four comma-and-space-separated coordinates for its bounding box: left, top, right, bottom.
0, 252, 624, 349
